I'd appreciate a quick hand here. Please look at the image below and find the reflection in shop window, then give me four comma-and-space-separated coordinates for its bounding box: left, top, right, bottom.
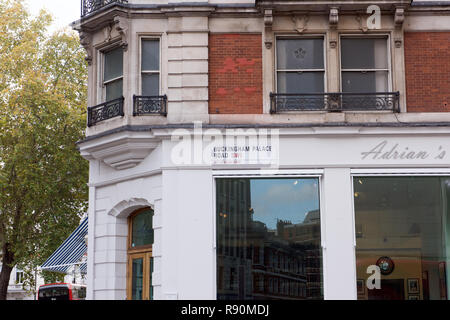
216, 178, 323, 300
354, 177, 450, 300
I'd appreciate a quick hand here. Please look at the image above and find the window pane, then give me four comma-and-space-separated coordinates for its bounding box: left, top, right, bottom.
142, 73, 160, 96
132, 258, 144, 300
341, 38, 388, 69
105, 79, 123, 101
354, 177, 450, 300
216, 178, 323, 300
277, 72, 324, 94
131, 209, 154, 248
277, 39, 324, 70
142, 39, 160, 71
104, 47, 123, 82
342, 71, 388, 93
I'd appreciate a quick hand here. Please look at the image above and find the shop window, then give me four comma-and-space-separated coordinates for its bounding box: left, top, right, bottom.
141, 39, 160, 96
103, 46, 123, 102
127, 208, 154, 300
276, 38, 325, 94
354, 177, 450, 300
216, 178, 323, 300
341, 37, 390, 93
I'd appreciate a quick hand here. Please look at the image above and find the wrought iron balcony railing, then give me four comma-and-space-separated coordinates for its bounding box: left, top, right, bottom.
81, 0, 128, 18
133, 95, 168, 116
88, 97, 124, 127
270, 92, 400, 114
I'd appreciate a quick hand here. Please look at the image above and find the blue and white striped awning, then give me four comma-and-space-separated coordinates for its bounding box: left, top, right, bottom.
41, 217, 88, 274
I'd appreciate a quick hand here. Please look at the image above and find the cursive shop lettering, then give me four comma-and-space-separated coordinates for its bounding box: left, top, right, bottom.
361, 140, 429, 160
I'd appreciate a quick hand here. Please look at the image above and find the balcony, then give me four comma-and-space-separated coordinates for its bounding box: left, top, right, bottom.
81, 0, 128, 18
87, 97, 124, 127
270, 92, 400, 114
133, 95, 168, 117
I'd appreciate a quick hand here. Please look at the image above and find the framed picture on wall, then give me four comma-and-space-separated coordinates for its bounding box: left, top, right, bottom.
408, 278, 420, 294
357, 279, 365, 295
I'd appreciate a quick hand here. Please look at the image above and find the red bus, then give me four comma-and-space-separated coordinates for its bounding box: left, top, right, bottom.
37, 283, 86, 300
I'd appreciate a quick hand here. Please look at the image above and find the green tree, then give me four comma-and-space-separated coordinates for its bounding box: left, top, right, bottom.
0, 0, 88, 300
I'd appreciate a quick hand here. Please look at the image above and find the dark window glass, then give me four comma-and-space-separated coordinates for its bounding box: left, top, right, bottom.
142, 39, 160, 71
342, 71, 388, 93
216, 178, 323, 300
142, 74, 159, 96
105, 78, 123, 101
354, 177, 450, 300
132, 258, 144, 300
104, 47, 123, 82
141, 39, 160, 96
131, 209, 154, 248
341, 38, 388, 69
341, 37, 389, 93
276, 38, 324, 94
277, 72, 325, 94
277, 39, 324, 69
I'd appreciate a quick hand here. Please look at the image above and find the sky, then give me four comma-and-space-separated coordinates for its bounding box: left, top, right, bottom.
24, 0, 80, 34
250, 178, 320, 230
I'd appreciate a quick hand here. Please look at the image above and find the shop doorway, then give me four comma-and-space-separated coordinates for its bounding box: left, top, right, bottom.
126, 208, 154, 300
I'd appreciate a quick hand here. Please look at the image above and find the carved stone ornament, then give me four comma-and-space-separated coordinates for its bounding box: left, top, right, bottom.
329, 35, 338, 49
394, 37, 403, 48
79, 31, 93, 65
292, 15, 309, 34
264, 9, 274, 49
114, 16, 129, 51
329, 7, 339, 29
394, 7, 405, 29
356, 14, 368, 33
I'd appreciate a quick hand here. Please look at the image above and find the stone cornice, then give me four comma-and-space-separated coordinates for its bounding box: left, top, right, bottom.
78, 130, 160, 170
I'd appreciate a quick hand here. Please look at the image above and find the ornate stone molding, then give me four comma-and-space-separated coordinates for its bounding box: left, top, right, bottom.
264, 9, 274, 49
264, 9, 273, 49
114, 15, 129, 51
394, 7, 405, 29
292, 15, 309, 34
79, 130, 160, 170
329, 7, 339, 29
356, 14, 368, 33
79, 31, 93, 65
108, 198, 153, 218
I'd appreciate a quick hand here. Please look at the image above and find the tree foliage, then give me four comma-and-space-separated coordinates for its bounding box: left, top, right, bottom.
0, 0, 88, 299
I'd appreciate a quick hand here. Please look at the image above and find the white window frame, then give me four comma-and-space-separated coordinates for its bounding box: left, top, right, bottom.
339, 34, 392, 93
274, 35, 327, 94
139, 36, 161, 96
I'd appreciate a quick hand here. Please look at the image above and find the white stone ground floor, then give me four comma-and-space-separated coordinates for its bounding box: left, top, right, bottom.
79, 124, 450, 300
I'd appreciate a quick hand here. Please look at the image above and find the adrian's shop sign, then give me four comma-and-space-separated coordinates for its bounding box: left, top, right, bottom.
361, 140, 447, 161
169, 124, 449, 167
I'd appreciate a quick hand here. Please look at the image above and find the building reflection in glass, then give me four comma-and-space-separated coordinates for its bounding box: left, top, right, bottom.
216, 178, 323, 300
354, 177, 450, 300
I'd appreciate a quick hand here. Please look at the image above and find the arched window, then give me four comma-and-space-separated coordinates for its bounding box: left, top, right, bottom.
127, 208, 154, 300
